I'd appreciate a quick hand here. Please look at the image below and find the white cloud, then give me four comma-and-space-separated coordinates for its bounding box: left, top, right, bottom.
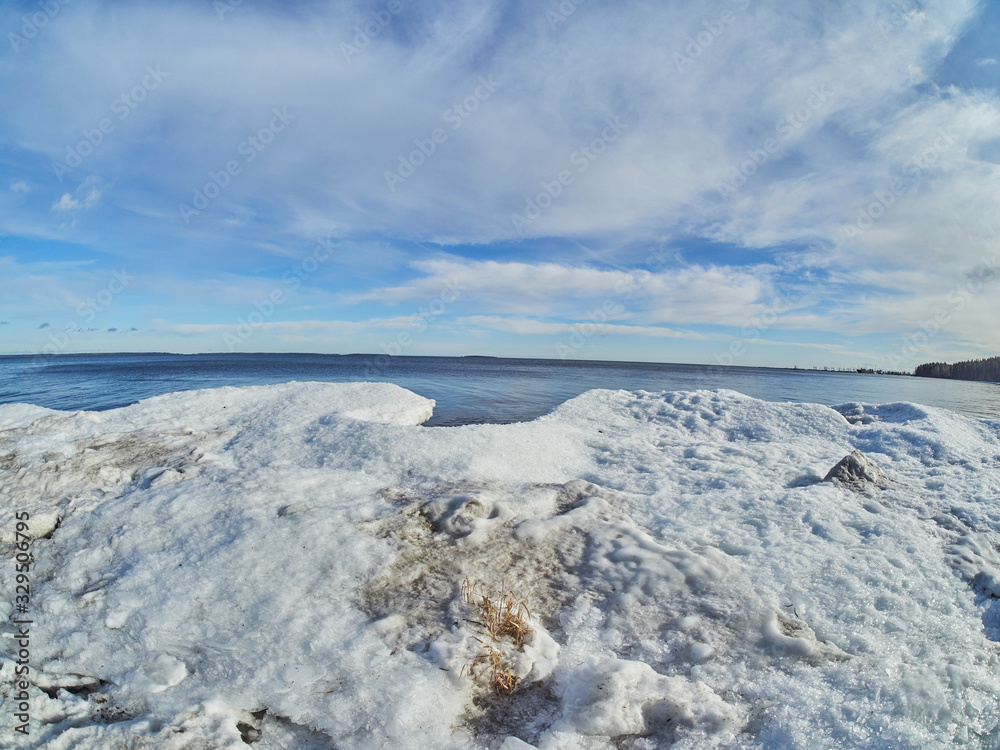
0, 255, 107, 310
455, 315, 703, 339
157, 317, 425, 337
349, 259, 630, 306
9, 181, 31, 192
349, 256, 783, 326
6, 0, 990, 248
51, 179, 103, 212
81, 185, 101, 208
52, 193, 80, 212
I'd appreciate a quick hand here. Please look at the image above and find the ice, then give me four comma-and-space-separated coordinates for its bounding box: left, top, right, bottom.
0, 404, 60, 431
556, 657, 741, 738
1, 383, 1000, 748
947, 532, 1000, 597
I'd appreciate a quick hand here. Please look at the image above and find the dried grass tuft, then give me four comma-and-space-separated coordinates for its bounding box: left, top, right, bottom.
460, 577, 532, 694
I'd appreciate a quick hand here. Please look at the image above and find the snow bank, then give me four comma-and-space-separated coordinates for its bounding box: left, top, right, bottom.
1, 383, 999, 748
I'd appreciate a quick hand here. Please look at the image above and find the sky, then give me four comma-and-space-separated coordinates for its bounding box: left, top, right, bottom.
1, 0, 998, 369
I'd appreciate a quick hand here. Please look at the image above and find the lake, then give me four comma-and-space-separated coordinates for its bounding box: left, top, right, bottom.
1, 352, 998, 426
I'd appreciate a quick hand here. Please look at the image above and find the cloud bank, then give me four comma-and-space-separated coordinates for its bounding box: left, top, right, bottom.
1, 0, 998, 365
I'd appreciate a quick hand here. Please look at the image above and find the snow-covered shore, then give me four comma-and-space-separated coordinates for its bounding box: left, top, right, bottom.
2, 382, 999, 749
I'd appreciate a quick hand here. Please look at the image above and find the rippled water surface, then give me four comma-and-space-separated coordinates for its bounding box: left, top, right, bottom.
1, 353, 998, 426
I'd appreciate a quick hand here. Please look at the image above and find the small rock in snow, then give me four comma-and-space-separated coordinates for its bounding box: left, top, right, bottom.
823, 449, 889, 491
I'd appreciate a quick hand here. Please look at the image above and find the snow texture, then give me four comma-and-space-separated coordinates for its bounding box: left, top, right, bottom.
1, 382, 1000, 749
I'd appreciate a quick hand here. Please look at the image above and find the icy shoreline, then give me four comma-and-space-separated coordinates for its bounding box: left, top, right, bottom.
2, 382, 999, 748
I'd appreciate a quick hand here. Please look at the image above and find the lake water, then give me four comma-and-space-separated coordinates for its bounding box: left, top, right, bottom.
1, 352, 998, 426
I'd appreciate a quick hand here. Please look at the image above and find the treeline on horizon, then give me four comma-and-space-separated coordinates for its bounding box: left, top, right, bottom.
914, 356, 1000, 384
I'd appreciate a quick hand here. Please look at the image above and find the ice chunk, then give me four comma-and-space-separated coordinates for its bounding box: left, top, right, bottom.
500, 737, 537, 750
136, 653, 188, 693
558, 658, 740, 738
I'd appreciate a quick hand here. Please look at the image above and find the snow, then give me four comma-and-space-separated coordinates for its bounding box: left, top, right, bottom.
1, 382, 1000, 748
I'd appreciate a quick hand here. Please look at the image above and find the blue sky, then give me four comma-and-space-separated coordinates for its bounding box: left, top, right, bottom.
1, 0, 998, 368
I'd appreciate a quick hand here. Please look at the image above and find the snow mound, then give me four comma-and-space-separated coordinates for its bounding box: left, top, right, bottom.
557, 658, 739, 738
833, 401, 932, 425
2, 383, 1000, 749
0, 403, 61, 430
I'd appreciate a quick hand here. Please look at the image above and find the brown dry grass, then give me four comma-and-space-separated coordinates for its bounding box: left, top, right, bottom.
460, 577, 532, 694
